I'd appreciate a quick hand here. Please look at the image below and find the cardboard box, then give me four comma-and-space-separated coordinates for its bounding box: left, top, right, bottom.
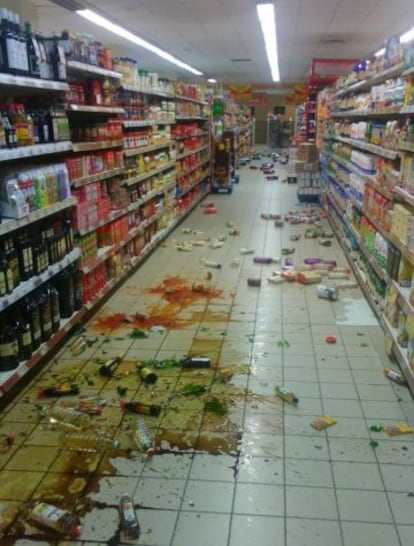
294, 160, 320, 174
297, 142, 319, 162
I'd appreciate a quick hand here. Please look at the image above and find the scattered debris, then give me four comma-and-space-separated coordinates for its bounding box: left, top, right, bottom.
370, 424, 384, 432
385, 424, 413, 436
325, 336, 337, 344
277, 338, 290, 348
182, 384, 207, 395
384, 368, 407, 386
275, 386, 298, 404
311, 416, 338, 430
369, 440, 379, 449
205, 397, 228, 415
281, 248, 295, 255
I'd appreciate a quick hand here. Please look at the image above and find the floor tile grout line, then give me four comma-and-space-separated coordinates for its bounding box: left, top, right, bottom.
303, 281, 346, 546
335, 326, 405, 546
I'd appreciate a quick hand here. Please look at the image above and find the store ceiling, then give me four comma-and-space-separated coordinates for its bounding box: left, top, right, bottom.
24, 0, 414, 85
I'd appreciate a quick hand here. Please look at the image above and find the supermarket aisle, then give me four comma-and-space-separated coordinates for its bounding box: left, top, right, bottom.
0, 156, 414, 546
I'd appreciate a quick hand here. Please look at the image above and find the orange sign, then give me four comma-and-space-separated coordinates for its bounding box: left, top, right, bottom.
248, 93, 266, 106
229, 85, 252, 99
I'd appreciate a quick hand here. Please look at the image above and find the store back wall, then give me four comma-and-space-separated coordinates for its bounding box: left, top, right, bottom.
252, 96, 295, 145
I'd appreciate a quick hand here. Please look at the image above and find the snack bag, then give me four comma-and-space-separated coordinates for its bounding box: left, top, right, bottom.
311, 416, 338, 430
385, 424, 413, 436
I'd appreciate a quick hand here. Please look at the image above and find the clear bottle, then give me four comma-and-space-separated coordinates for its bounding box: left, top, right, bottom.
27, 501, 81, 537
275, 385, 299, 404
134, 420, 155, 456
62, 429, 120, 452
119, 494, 140, 540
43, 404, 91, 430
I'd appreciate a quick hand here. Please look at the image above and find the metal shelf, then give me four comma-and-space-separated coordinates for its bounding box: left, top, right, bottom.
382, 316, 414, 393
121, 83, 175, 98
0, 197, 76, 237
123, 119, 174, 128
71, 168, 124, 189
124, 140, 174, 157
0, 309, 85, 397
68, 104, 125, 114
72, 140, 123, 153
124, 161, 176, 186
334, 63, 404, 98
66, 60, 122, 79
176, 145, 209, 160
388, 232, 414, 265
0, 141, 72, 162
175, 95, 207, 105
0, 248, 81, 313
394, 186, 414, 207
0, 73, 69, 92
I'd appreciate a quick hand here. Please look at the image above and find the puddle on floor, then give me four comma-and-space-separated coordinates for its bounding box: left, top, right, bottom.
0, 274, 277, 544
335, 297, 380, 326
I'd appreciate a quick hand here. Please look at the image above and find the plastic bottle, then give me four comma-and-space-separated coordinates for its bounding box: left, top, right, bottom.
317, 284, 338, 301
43, 405, 91, 430
119, 494, 140, 540
121, 401, 161, 416
62, 429, 120, 452
134, 420, 155, 456
200, 258, 221, 269
27, 501, 81, 537
275, 385, 299, 404
383, 368, 407, 385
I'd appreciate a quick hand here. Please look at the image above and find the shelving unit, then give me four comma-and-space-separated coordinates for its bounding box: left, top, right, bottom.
321, 58, 414, 392
0, 49, 211, 397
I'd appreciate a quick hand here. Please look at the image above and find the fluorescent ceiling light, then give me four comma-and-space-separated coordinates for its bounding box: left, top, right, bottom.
76, 9, 203, 76
207, 78, 217, 83
374, 47, 386, 57
256, 3, 280, 82
400, 27, 414, 43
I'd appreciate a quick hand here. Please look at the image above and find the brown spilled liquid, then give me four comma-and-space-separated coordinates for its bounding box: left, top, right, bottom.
91, 275, 224, 332
2, 275, 279, 544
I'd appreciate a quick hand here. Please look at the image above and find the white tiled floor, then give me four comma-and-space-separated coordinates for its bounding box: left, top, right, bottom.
1, 153, 413, 545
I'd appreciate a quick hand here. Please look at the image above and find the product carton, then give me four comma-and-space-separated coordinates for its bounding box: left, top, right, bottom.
297, 142, 319, 162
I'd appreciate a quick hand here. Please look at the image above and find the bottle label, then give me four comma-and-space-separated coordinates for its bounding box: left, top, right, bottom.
22, 331, 31, 347
0, 340, 18, 357
0, 272, 7, 296
31, 502, 65, 526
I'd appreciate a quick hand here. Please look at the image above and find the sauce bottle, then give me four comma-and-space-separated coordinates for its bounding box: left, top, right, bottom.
27, 502, 81, 537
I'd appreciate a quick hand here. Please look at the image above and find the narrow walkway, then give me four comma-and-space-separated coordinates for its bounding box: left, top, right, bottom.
0, 155, 413, 546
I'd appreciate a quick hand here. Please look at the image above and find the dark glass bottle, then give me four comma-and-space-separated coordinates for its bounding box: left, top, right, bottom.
17, 233, 34, 281
21, 295, 42, 350
71, 263, 82, 310
53, 267, 74, 318
12, 313, 33, 361
47, 283, 60, 333
37, 289, 53, 342
0, 254, 8, 297
0, 312, 19, 371
25, 22, 40, 78
4, 237, 20, 290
